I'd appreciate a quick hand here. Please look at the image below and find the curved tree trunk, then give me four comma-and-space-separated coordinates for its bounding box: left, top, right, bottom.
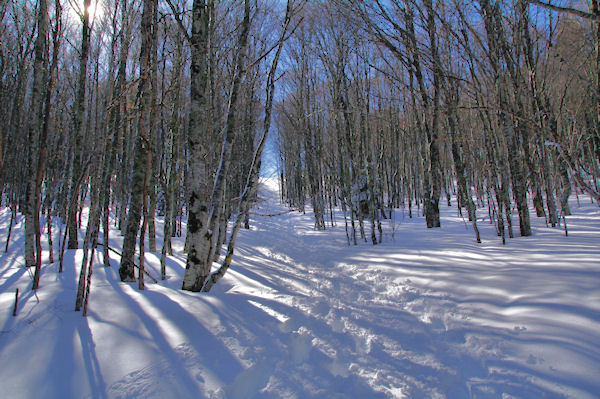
202, 0, 292, 291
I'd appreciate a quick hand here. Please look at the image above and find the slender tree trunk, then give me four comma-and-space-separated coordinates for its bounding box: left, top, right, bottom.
5, 200, 16, 253
423, 0, 442, 228
161, 124, 177, 278
138, 146, 152, 290
33, 0, 62, 286
506, 120, 532, 236
202, 0, 292, 291
160, 73, 181, 278
139, 0, 158, 284
119, 0, 156, 282
103, 0, 131, 266
447, 92, 481, 243
75, 163, 101, 310
212, 195, 227, 262
147, 0, 159, 253
59, 159, 91, 272
557, 157, 571, 215
67, 0, 92, 249
26, 0, 49, 283
162, 51, 182, 256
203, 0, 250, 258
46, 197, 54, 263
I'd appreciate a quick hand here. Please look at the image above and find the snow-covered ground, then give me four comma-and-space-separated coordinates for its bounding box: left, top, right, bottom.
1, 179, 599, 398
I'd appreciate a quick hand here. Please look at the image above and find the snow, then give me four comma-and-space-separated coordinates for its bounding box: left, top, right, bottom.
1, 179, 599, 398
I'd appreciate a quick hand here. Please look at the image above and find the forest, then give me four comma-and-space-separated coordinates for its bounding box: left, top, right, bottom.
1, 0, 600, 397
1, 0, 599, 291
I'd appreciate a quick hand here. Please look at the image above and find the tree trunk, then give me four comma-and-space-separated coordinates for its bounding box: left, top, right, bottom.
147, 0, 159, 254
506, 120, 532, 236
480, 0, 530, 237
423, 0, 442, 229
25, 0, 49, 284
202, 0, 292, 291
160, 60, 182, 278
46, 197, 54, 264
181, 0, 213, 291
75, 161, 101, 310
32, 0, 62, 287
447, 95, 481, 243
67, 0, 92, 249
184, 0, 252, 292
119, 0, 157, 282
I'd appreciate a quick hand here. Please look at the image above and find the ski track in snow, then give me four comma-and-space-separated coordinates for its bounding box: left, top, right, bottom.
0, 178, 599, 398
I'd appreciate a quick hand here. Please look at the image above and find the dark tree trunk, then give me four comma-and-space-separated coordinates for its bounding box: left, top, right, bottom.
119, 0, 157, 282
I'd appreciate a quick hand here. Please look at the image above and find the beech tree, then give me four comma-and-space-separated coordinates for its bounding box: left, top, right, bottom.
66, 0, 93, 250
182, 0, 252, 292
25, 0, 49, 289
202, 0, 297, 292
1, 0, 599, 298
273, 0, 598, 246
119, 0, 157, 282
179, 0, 213, 291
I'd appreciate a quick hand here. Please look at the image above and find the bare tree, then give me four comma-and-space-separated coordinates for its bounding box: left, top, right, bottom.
202, 0, 297, 292
180, 0, 214, 291
119, 0, 157, 282
67, 0, 93, 249
183, 0, 252, 292
25, 0, 49, 290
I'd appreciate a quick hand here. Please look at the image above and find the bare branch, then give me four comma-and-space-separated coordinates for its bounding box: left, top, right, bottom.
164, 0, 191, 43
527, 0, 599, 21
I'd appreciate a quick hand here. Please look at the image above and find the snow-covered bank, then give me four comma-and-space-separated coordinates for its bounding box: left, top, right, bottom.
1, 179, 599, 398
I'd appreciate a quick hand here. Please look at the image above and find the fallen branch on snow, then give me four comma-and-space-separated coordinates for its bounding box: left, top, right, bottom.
96, 242, 159, 284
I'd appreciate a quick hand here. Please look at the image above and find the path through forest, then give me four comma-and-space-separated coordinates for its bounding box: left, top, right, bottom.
0, 178, 599, 398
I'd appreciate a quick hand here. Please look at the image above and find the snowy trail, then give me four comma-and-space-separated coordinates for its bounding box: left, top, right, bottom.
209, 179, 600, 398
1, 178, 599, 398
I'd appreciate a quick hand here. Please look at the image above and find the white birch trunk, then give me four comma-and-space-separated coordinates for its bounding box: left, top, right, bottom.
181, 0, 213, 291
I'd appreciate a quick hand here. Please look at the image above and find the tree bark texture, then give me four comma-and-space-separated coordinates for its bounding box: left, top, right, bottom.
181, 0, 213, 291
183, 0, 252, 292
119, 0, 156, 282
